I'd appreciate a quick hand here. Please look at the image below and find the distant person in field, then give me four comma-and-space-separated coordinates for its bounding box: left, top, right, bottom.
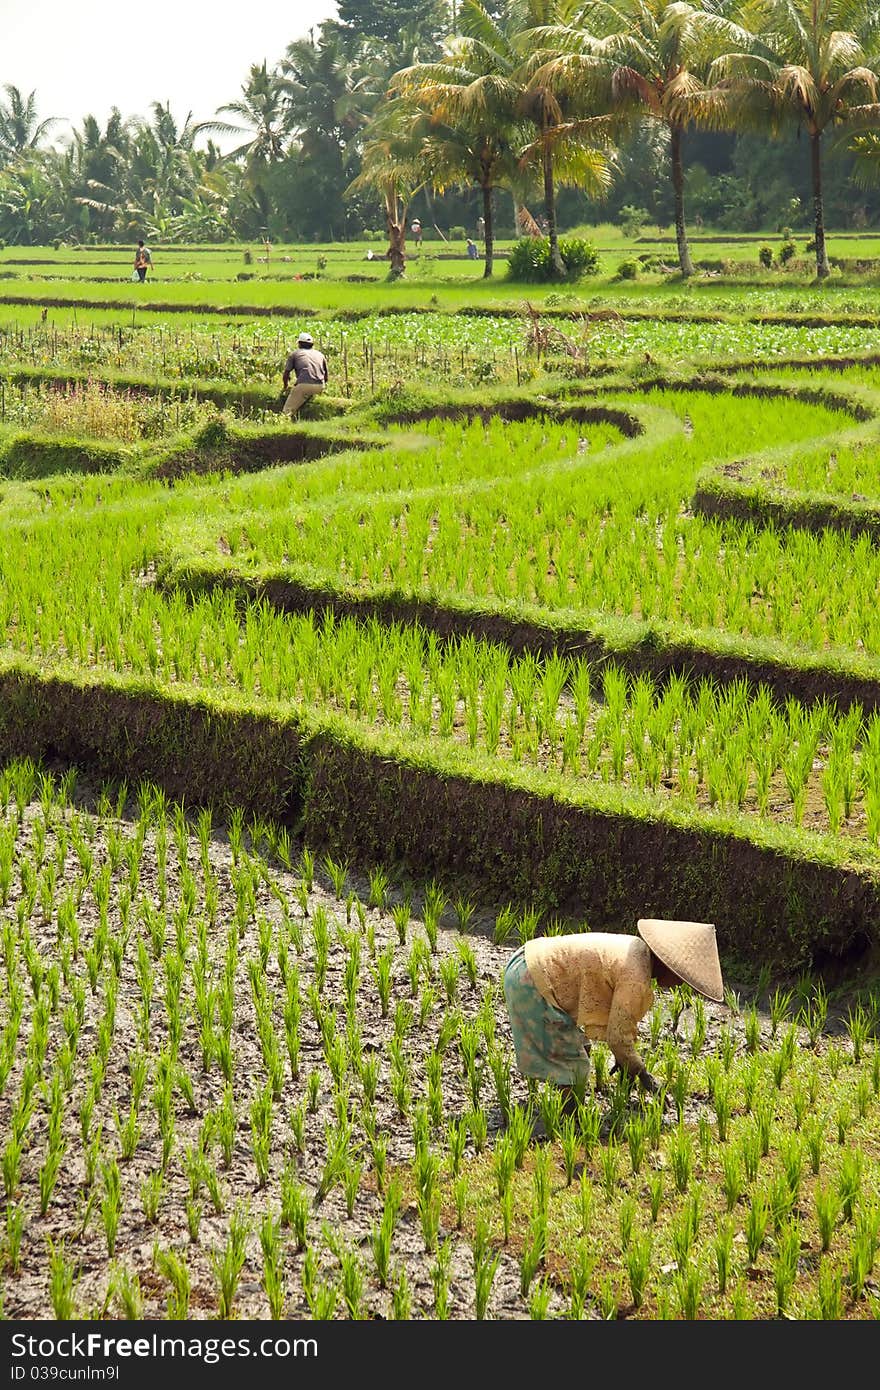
410, 218, 422, 247
133, 240, 152, 282
466, 237, 479, 260
502, 918, 724, 1109
282, 332, 328, 417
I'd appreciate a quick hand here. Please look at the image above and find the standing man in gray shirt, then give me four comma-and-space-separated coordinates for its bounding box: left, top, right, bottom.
282, 331, 329, 417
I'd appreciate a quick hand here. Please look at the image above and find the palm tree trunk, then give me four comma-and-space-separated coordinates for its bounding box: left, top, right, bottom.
387, 219, 406, 277
670, 124, 694, 279
542, 139, 565, 279
385, 189, 406, 278
482, 184, 494, 278
810, 128, 830, 280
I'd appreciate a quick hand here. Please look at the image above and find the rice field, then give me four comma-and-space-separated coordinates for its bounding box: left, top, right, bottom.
2, 243, 880, 1321
2, 762, 879, 1321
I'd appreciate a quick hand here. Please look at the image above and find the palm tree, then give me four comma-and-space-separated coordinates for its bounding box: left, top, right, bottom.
346, 98, 426, 275
202, 62, 291, 166
513, 0, 619, 276
0, 153, 70, 243
393, 1, 614, 279
0, 85, 60, 164
709, 0, 880, 279
516, 39, 617, 276
528, 0, 751, 277
844, 122, 880, 189
130, 103, 202, 221
67, 110, 133, 237
392, 26, 522, 276
282, 29, 378, 158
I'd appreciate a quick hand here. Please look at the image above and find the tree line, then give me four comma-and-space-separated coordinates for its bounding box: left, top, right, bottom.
2, 0, 880, 279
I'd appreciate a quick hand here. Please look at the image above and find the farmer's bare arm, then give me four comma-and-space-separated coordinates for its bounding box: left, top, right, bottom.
606, 984, 656, 1090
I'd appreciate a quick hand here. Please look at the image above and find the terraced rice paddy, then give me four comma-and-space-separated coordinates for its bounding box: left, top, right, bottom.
3, 244, 880, 1321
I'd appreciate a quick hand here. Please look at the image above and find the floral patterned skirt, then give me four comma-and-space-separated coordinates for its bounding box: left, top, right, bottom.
502, 945, 591, 1084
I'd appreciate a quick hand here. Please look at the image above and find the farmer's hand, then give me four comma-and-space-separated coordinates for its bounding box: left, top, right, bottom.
632, 1066, 660, 1095
637, 1070, 674, 1110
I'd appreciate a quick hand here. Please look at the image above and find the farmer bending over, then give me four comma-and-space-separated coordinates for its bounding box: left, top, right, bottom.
503, 918, 724, 1104
282, 331, 328, 417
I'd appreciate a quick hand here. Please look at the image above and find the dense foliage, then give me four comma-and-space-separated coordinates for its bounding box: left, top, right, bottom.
4, 0, 880, 261
506, 235, 600, 280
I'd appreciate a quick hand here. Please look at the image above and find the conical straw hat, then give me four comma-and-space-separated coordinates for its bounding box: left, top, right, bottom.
637, 919, 724, 1002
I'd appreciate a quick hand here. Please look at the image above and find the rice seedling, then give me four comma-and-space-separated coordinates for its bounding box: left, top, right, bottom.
438, 953, 460, 1006
154, 1246, 191, 1320
529, 1276, 553, 1319
372, 943, 394, 1018
343, 1157, 363, 1219
737, 1008, 761, 1065
112, 1266, 143, 1320
668, 1124, 695, 1196
566, 1239, 594, 1320
250, 1083, 273, 1187
339, 1246, 366, 1320
515, 907, 541, 944
38, 1137, 66, 1216
473, 1223, 501, 1319
390, 1268, 412, 1321
597, 1273, 618, 1321
673, 1254, 705, 1320
322, 853, 348, 898
621, 1228, 651, 1309
667, 984, 690, 1038
185, 1197, 202, 1244
368, 866, 390, 911
768, 988, 793, 1040
493, 904, 517, 946
538, 1082, 565, 1141
754, 1097, 774, 1158
210, 1203, 250, 1319
689, 996, 707, 1058
669, 1059, 691, 1121
202, 1164, 225, 1216
847, 1237, 872, 1303
745, 1188, 771, 1266
838, 1148, 863, 1222
641, 1170, 662, 1223
816, 1261, 845, 1320
482, 1041, 511, 1123
4, 1203, 25, 1274
47, 1238, 79, 1320
100, 1159, 121, 1256
453, 895, 476, 934
618, 1195, 637, 1253
852, 1202, 880, 1287
258, 1211, 285, 1319
799, 981, 828, 1048
846, 1003, 873, 1065
140, 1170, 164, 1225
456, 938, 478, 989
430, 1238, 453, 1319
83, 1126, 104, 1191
519, 1212, 547, 1298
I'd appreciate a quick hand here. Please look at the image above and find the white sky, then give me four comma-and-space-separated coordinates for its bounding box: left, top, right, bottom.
1, 0, 340, 150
